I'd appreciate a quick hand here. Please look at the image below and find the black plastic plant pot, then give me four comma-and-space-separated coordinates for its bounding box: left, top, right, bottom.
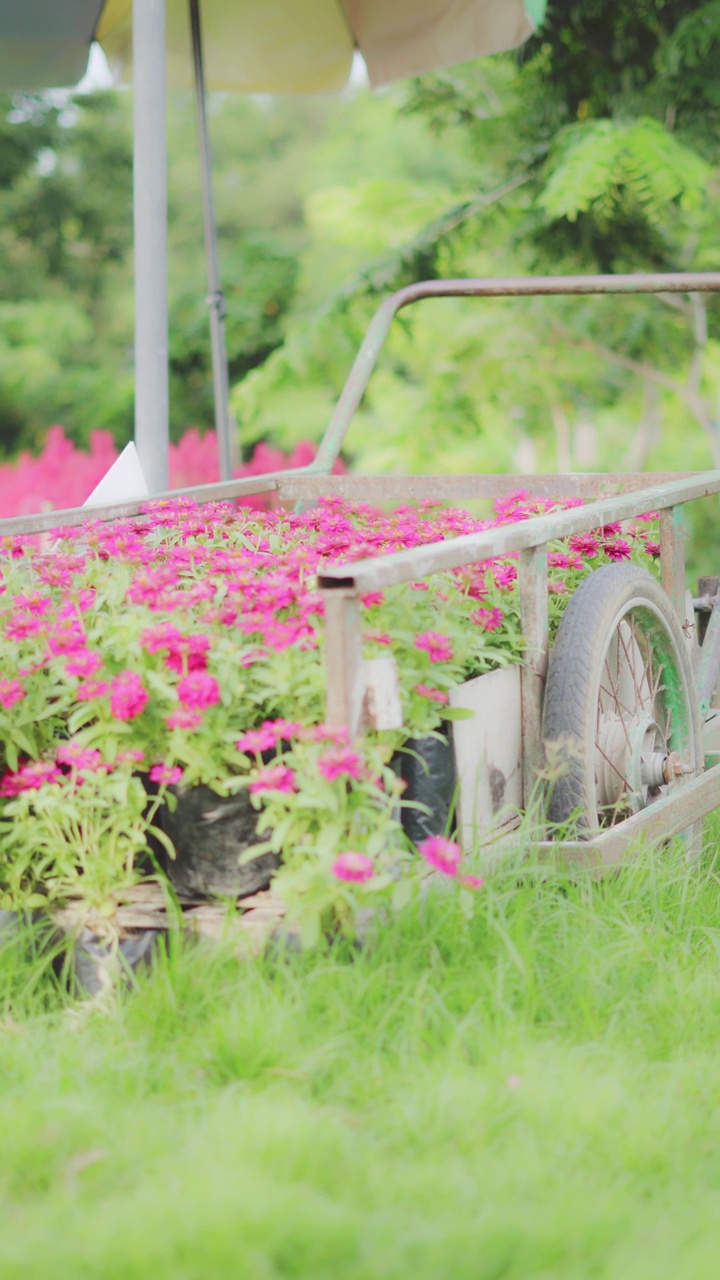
161, 784, 280, 899
395, 723, 457, 845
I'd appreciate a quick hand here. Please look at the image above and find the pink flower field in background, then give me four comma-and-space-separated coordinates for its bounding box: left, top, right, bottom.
0, 426, 339, 518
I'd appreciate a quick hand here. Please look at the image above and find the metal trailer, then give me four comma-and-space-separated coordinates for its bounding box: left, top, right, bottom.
4, 269, 720, 865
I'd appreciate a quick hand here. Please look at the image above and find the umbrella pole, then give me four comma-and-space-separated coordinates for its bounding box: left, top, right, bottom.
189, 0, 238, 476
133, 0, 169, 493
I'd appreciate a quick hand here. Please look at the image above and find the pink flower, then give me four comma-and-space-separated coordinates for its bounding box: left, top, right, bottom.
471, 606, 504, 632
331, 851, 374, 884
0, 678, 26, 710
13, 592, 52, 616
116, 749, 145, 764
166, 709, 203, 730
644, 540, 660, 558
110, 671, 149, 721
413, 683, 450, 705
462, 874, 485, 890
149, 763, 183, 786
0, 760, 64, 795
177, 672, 220, 710
361, 592, 385, 608
493, 563, 518, 589
248, 765, 298, 794
602, 539, 631, 562
417, 835, 462, 877
56, 741, 105, 774
366, 630, 392, 646
75, 679, 111, 702
237, 724, 279, 754
569, 534, 599, 557
415, 630, 454, 663
318, 747, 363, 781
65, 650, 103, 679
301, 723, 350, 745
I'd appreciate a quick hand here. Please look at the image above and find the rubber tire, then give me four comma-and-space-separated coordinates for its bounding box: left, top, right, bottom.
542, 563, 702, 836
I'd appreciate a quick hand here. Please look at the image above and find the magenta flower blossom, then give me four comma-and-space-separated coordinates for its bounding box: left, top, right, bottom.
318, 747, 363, 781
331, 851, 374, 884
644, 540, 660, 558
149, 763, 183, 786
0, 760, 64, 796
415, 630, 454, 663
569, 534, 600, 557
166, 709, 203, 730
57, 741, 105, 774
75, 679, 111, 702
0, 678, 26, 710
413, 683, 450, 705
472, 606, 504, 632
110, 671, 149, 721
248, 765, 297, 794
237, 724, 278, 754
462, 874, 485, 890
65, 650, 103, 679
360, 592, 385, 608
493, 563, 517, 589
417, 835, 462, 877
602, 539, 631, 561
177, 672, 220, 710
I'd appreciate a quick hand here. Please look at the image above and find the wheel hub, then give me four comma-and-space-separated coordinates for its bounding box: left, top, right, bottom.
596, 714, 670, 815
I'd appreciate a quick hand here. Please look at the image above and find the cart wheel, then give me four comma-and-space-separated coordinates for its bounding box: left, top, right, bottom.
542, 563, 702, 839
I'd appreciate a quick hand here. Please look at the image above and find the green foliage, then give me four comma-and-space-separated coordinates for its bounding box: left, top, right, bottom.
539, 116, 711, 225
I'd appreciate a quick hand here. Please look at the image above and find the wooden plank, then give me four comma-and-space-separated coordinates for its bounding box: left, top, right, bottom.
518, 547, 549, 808
322, 588, 365, 737
278, 472, 696, 504
659, 505, 688, 620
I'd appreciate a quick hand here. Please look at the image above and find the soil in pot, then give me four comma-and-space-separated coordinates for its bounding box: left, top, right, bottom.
160, 784, 280, 899
395, 723, 457, 844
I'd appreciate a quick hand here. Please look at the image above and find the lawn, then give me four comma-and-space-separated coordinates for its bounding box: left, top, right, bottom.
2, 837, 720, 1279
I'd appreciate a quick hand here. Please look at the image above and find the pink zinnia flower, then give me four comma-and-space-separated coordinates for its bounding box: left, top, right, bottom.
75, 679, 111, 702
493, 564, 517, 589
177, 672, 220, 710
0, 678, 26, 710
318, 747, 363, 781
415, 630, 454, 663
462, 874, 485, 890
413, 683, 450, 705
331, 851, 374, 884
602, 539, 631, 562
149, 763, 183, 787
472, 606, 504, 632
417, 835, 462, 877
644, 540, 660, 558
237, 724, 278, 754
110, 671, 149, 721
57, 742, 105, 774
569, 534, 599, 557
166, 709, 203, 730
361, 592, 385, 608
116, 749, 145, 765
248, 765, 297, 794
65, 650, 103, 679
0, 760, 64, 795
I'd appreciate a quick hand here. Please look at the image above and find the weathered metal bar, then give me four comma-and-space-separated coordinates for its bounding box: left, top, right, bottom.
322, 588, 365, 737
189, 0, 236, 477
312, 273, 720, 474
133, 0, 169, 494
518, 546, 549, 808
318, 471, 720, 595
659, 506, 687, 620
487, 761, 720, 870
697, 601, 720, 717
277, 472, 696, 505
0, 472, 304, 539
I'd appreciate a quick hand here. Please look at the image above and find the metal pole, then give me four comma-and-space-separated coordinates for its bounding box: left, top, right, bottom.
133, 0, 169, 493
189, 0, 238, 477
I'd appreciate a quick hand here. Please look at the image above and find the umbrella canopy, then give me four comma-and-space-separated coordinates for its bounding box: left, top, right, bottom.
0, 0, 545, 494
2, 0, 544, 93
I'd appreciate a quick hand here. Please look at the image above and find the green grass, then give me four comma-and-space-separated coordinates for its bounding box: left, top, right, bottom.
3, 838, 720, 1278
